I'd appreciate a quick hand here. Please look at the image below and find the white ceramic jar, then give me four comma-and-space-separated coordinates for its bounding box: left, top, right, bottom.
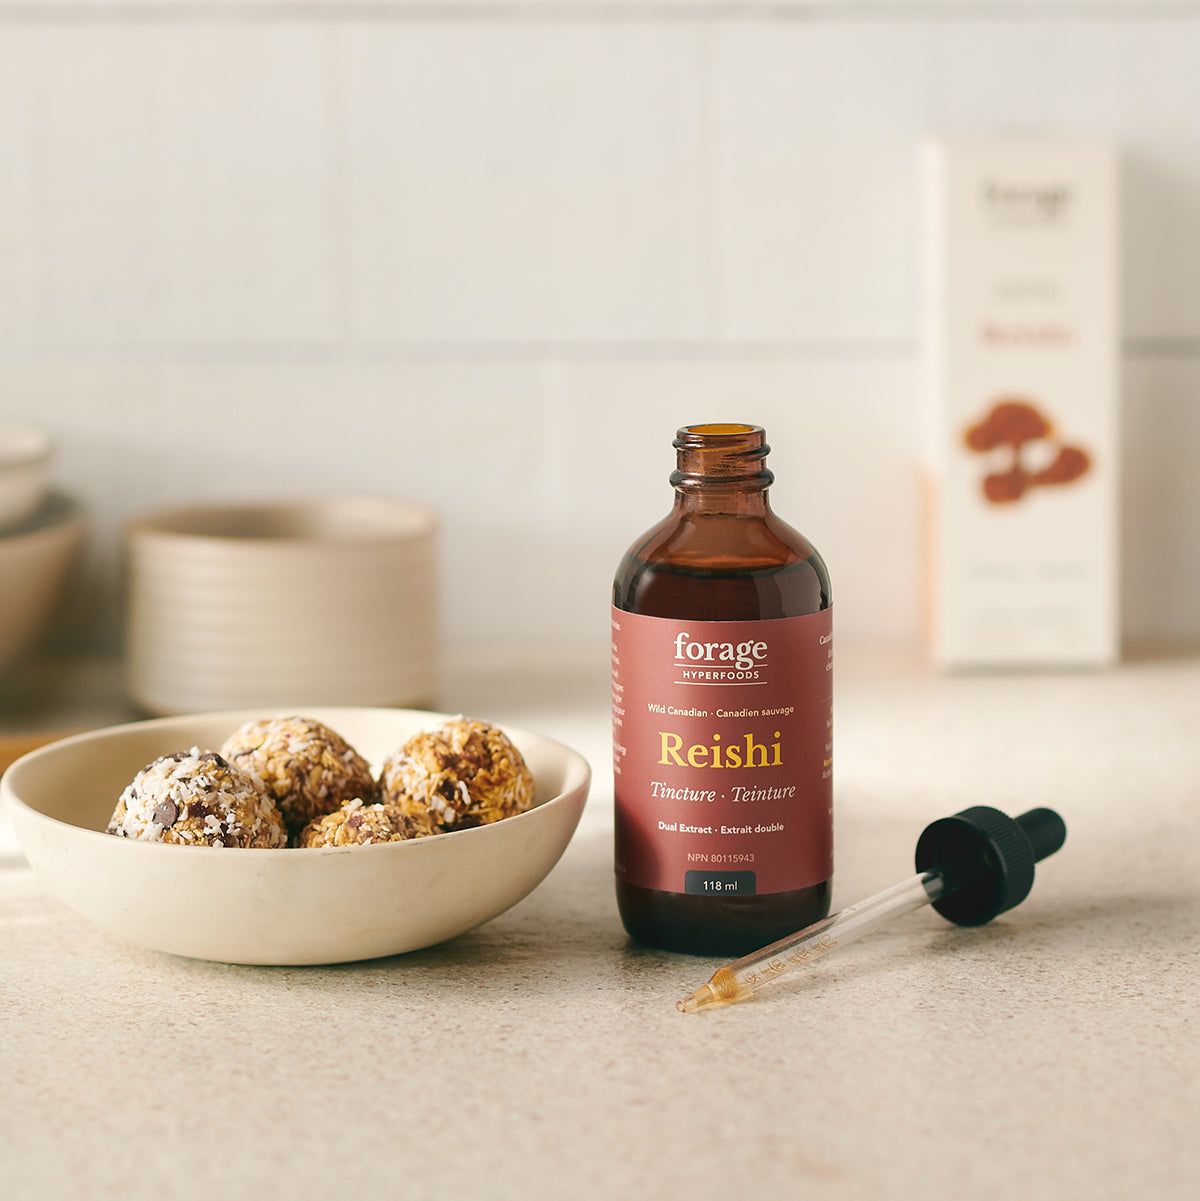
125, 496, 438, 714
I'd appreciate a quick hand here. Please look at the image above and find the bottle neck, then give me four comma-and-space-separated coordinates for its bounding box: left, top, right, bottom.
670, 423, 773, 516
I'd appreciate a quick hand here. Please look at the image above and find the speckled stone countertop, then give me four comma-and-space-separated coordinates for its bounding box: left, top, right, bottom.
2, 648, 1198, 1201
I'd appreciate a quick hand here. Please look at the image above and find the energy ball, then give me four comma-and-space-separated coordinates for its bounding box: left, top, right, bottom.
379, 717, 535, 832
297, 799, 437, 848
106, 749, 287, 848
220, 715, 377, 835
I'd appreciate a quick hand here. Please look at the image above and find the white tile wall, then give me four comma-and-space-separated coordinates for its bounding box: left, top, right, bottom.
712, 20, 935, 342
1121, 356, 1200, 640
338, 22, 712, 343
0, 24, 342, 348
2, 3, 1200, 663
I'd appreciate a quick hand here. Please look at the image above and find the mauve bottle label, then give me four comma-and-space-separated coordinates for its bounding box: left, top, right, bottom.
612, 607, 833, 896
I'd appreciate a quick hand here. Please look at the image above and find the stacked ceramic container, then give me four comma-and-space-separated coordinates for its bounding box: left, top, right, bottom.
125, 496, 438, 715
0, 423, 88, 674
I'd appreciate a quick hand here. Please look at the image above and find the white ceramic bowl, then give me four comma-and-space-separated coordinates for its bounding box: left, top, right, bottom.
125, 496, 438, 714
0, 491, 88, 674
0, 422, 52, 530
2, 706, 591, 965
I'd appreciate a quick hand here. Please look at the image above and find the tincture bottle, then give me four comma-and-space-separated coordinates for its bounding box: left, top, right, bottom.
611, 423, 832, 956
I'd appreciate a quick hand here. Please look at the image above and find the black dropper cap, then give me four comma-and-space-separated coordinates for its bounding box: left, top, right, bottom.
913, 805, 1067, 927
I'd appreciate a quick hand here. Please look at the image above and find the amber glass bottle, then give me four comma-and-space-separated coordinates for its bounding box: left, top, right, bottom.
611, 423, 832, 956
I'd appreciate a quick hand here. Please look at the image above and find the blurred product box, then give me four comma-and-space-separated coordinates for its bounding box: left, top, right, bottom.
923, 137, 1120, 668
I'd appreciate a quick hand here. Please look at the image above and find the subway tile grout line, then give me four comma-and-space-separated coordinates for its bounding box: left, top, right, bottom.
2, 339, 915, 367
0, 336, 1198, 366
1, 2, 1200, 25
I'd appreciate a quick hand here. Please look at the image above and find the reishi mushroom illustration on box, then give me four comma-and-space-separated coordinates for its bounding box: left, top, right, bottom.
963, 399, 1092, 505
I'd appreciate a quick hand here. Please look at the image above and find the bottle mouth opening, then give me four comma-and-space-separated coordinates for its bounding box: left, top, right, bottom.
674, 423, 764, 448
671, 424, 772, 489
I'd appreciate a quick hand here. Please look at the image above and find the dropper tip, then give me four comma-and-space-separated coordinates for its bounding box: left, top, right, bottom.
677, 967, 745, 1013
677, 985, 717, 1014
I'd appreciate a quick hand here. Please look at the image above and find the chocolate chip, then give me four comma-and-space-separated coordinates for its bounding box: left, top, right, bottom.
153, 800, 179, 827
347, 812, 363, 828
187, 801, 211, 821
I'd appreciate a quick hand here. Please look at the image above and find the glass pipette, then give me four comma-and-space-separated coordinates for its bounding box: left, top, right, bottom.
678, 804, 1066, 1014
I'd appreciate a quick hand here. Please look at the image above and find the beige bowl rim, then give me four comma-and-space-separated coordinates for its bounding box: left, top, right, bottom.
0, 491, 87, 546
0, 421, 52, 468
125, 494, 437, 546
